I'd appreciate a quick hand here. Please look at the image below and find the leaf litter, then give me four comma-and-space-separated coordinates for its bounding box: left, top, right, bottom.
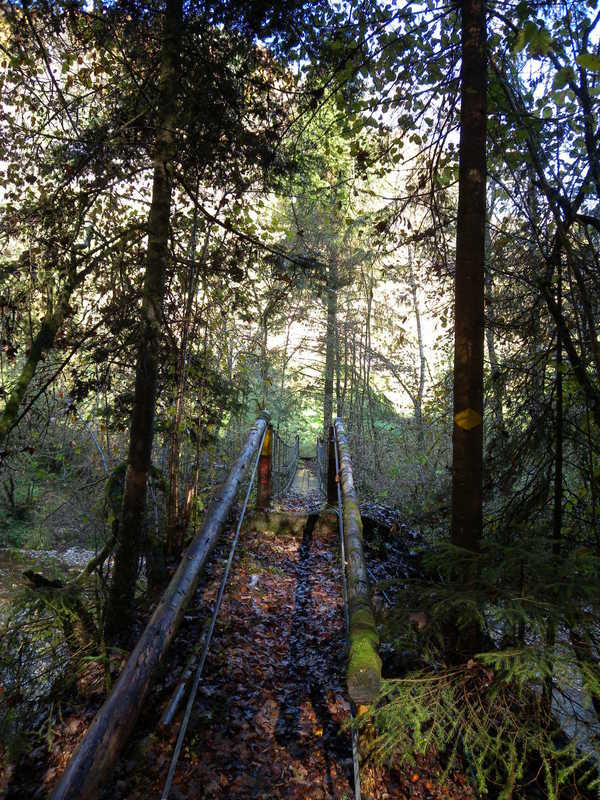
102, 495, 474, 799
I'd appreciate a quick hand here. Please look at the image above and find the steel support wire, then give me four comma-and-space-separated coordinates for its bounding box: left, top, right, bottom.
281, 434, 299, 494
316, 437, 326, 495
160, 422, 268, 800
332, 423, 362, 800
273, 430, 299, 497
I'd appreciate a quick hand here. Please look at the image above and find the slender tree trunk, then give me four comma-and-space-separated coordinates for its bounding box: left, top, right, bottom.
485, 268, 504, 427
542, 255, 563, 724
323, 259, 338, 442
0, 261, 88, 443
350, 321, 357, 427
335, 314, 341, 413
363, 269, 380, 471
451, 0, 487, 655
105, 0, 183, 642
408, 248, 426, 442
260, 311, 270, 409
357, 320, 365, 428
340, 318, 348, 417
484, 187, 504, 428
166, 218, 211, 556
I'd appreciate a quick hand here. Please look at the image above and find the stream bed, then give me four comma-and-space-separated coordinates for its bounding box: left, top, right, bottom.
0, 546, 94, 607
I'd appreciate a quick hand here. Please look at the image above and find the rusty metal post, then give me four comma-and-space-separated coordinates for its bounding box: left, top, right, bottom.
256, 423, 273, 509
327, 424, 337, 504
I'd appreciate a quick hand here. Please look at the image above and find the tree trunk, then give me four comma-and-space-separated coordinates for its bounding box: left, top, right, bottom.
323, 260, 338, 436
340, 318, 348, 417
542, 255, 563, 724
323, 259, 338, 473
104, 0, 183, 642
260, 314, 269, 408
0, 261, 89, 444
484, 267, 504, 428
451, 0, 487, 654
166, 218, 211, 556
335, 314, 341, 413
484, 188, 504, 429
408, 248, 426, 442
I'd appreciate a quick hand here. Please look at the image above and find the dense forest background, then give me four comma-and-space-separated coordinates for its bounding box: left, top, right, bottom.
1, 0, 599, 797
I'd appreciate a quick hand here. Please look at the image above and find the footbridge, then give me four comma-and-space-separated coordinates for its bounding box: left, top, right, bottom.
51, 413, 381, 800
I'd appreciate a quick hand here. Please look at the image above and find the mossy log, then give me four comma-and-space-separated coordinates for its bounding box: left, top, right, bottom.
50, 414, 268, 800
23, 571, 97, 652
245, 511, 337, 537
335, 418, 381, 705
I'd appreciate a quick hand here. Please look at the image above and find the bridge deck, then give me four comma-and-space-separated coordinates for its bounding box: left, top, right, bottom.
289, 458, 321, 494
117, 516, 355, 799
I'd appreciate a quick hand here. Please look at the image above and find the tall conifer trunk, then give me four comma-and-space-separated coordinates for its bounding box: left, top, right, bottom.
542, 248, 563, 723
105, 0, 183, 641
408, 248, 426, 443
323, 259, 338, 443
451, 0, 487, 651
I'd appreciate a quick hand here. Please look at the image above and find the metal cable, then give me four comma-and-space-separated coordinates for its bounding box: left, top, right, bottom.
272, 430, 299, 497
332, 423, 362, 800
160, 423, 268, 800
316, 437, 328, 496
281, 435, 299, 494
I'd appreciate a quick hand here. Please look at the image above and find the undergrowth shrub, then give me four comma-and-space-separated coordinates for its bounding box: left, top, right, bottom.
0, 579, 103, 756
360, 664, 599, 799
364, 539, 600, 798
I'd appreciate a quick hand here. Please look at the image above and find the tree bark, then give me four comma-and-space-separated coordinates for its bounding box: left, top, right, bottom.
451, 0, 487, 552
166, 217, 211, 556
542, 255, 563, 724
104, 0, 183, 641
323, 259, 338, 439
323, 259, 338, 488
408, 248, 426, 442
451, 0, 487, 655
0, 258, 93, 444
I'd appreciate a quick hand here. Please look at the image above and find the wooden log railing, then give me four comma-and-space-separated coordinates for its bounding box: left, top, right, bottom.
51, 413, 270, 800
334, 418, 381, 705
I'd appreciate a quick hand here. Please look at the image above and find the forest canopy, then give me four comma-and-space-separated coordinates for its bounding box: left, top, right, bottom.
0, 0, 599, 797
